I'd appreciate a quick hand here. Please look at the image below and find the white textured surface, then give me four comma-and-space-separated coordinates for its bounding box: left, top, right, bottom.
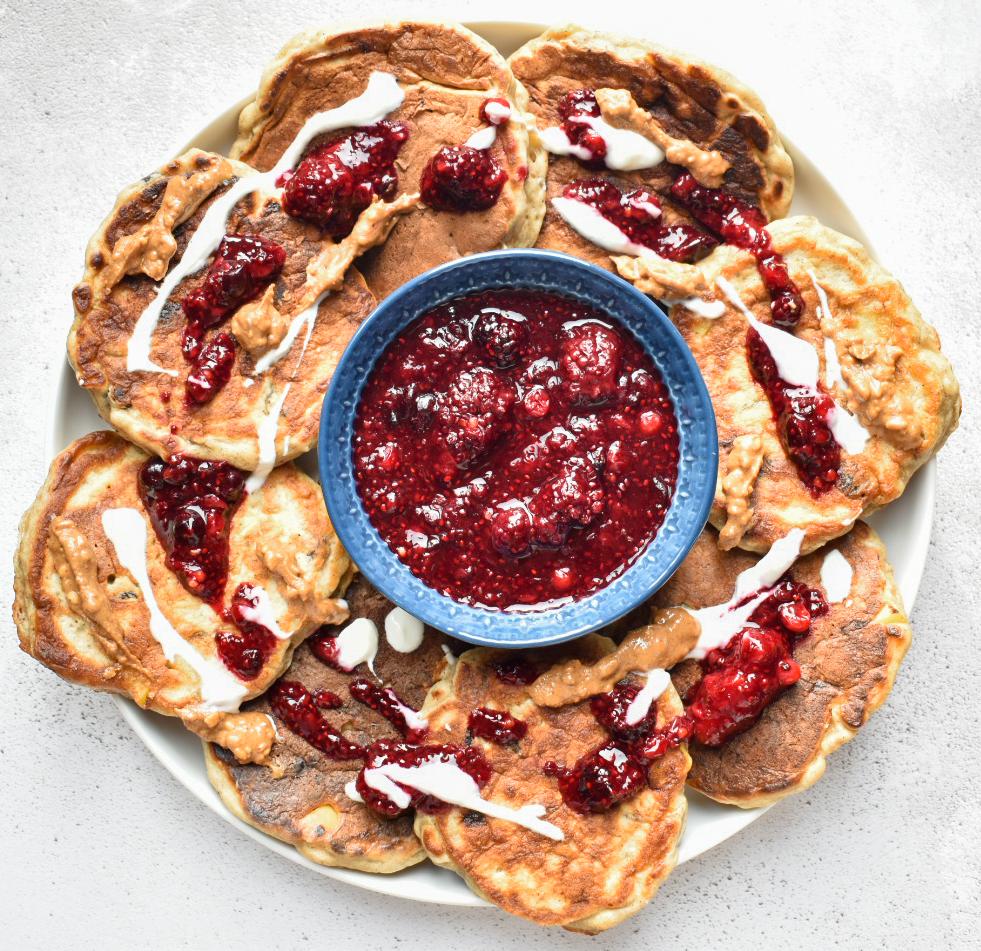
1, 0, 978, 946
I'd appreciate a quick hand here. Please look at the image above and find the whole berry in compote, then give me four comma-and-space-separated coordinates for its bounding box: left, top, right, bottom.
435, 367, 517, 473
185, 332, 236, 406
549, 741, 647, 813
420, 145, 507, 212
559, 320, 623, 405
528, 460, 605, 547
472, 309, 529, 368
282, 121, 409, 237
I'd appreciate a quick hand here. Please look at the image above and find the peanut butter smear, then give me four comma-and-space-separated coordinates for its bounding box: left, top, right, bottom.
528, 607, 701, 707
719, 433, 764, 550
94, 150, 235, 297
613, 254, 712, 300
595, 88, 730, 187
231, 285, 292, 357
187, 711, 277, 765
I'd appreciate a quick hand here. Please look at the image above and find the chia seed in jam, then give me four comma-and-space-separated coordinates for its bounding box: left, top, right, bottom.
352, 289, 680, 610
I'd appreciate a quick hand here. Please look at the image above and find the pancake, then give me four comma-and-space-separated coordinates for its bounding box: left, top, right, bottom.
670, 215, 960, 553
653, 523, 911, 807
205, 576, 448, 873
509, 25, 793, 274
232, 21, 546, 298
13, 431, 349, 763
69, 148, 379, 471
414, 635, 689, 933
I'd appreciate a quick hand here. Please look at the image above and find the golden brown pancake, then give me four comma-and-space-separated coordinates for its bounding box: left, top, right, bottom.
653, 523, 910, 807
670, 215, 960, 553
232, 21, 546, 297
70, 148, 378, 470
13, 431, 349, 763
509, 25, 794, 271
205, 576, 448, 873
415, 635, 689, 933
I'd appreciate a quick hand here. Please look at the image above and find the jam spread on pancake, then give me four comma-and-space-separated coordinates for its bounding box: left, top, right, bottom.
215, 583, 279, 680
747, 328, 841, 494
349, 677, 429, 743
181, 233, 286, 404
670, 173, 804, 329
280, 121, 409, 238
561, 179, 716, 262
556, 89, 607, 168
353, 290, 679, 609
313, 689, 344, 709
468, 707, 528, 745
685, 579, 828, 746
138, 454, 246, 605
270, 679, 366, 760
491, 656, 539, 685
355, 740, 493, 817
544, 681, 693, 813
420, 145, 508, 211
480, 96, 512, 125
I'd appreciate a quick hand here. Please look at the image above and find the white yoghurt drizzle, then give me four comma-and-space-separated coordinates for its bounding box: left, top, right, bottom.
236, 584, 291, 640
541, 115, 664, 171
686, 528, 806, 660
806, 269, 845, 388
820, 549, 854, 604
329, 617, 379, 673
126, 71, 405, 375
245, 383, 290, 494
464, 99, 512, 150
361, 755, 564, 841
384, 607, 425, 653
716, 276, 870, 455
345, 780, 364, 803
624, 669, 672, 726
101, 508, 247, 711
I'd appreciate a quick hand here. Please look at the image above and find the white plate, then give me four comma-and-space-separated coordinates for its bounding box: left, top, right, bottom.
45, 20, 935, 908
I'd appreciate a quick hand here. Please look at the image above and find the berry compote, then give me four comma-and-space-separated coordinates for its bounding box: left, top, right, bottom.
468, 706, 528, 745
685, 579, 828, 746
420, 145, 507, 212
562, 179, 716, 263
215, 582, 278, 680
181, 232, 285, 405
669, 172, 804, 329
281, 121, 409, 238
269, 679, 366, 760
349, 677, 428, 743
747, 328, 841, 494
352, 290, 680, 609
555, 88, 607, 169
138, 454, 246, 606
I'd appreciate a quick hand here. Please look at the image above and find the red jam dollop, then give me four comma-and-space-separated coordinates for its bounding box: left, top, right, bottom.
747, 328, 840, 495
556, 88, 606, 168
686, 579, 828, 746
355, 740, 493, 817
185, 332, 236, 406
281, 121, 409, 238
269, 680, 366, 760
669, 172, 803, 329
562, 179, 717, 262
349, 677, 428, 743
313, 689, 344, 710
353, 290, 680, 609
491, 656, 539, 685
468, 706, 528, 745
215, 582, 279, 680
138, 454, 246, 605
308, 628, 354, 671
420, 146, 508, 212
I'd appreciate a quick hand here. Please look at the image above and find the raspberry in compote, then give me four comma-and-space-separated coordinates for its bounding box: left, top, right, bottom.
420, 145, 507, 212
282, 121, 409, 237
352, 290, 679, 609
137, 454, 246, 605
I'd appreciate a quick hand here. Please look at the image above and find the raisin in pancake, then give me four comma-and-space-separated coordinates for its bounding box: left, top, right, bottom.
653, 523, 910, 807
232, 21, 546, 298
415, 635, 689, 933
205, 576, 448, 873
70, 148, 378, 470
671, 215, 960, 553
509, 25, 793, 271
13, 431, 349, 763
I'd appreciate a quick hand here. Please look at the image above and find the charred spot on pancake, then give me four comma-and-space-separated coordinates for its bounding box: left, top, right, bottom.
72, 283, 92, 313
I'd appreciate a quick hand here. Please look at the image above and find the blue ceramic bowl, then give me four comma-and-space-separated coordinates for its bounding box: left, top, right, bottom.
319, 249, 716, 648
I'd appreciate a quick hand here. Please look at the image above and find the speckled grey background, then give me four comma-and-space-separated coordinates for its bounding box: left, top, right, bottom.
1, 1, 978, 947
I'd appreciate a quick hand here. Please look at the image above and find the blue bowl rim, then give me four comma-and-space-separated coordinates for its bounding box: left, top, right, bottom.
318, 248, 717, 648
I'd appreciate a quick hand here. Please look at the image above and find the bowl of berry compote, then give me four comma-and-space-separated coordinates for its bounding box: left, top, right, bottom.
320, 249, 716, 647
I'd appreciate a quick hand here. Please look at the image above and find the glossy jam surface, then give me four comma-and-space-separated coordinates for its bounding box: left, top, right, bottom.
138, 455, 246, 605
269, 679, 366, 760
420, 146, 507, 212
468, 706, 528, 745
492, 656, 539, 685
281, 121, 409, 237
563, 179, 716, 262
747, 329, 840, 494
670, 173, 803, 329
215, 582, 278, 680
349, 677, 428, 743
353, 290, 680, 609
686, 579, 828, 746
355, 740, 492, 817
556, 88, 606, 168
308, 628, 352, 671
181, 233, 285, 404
